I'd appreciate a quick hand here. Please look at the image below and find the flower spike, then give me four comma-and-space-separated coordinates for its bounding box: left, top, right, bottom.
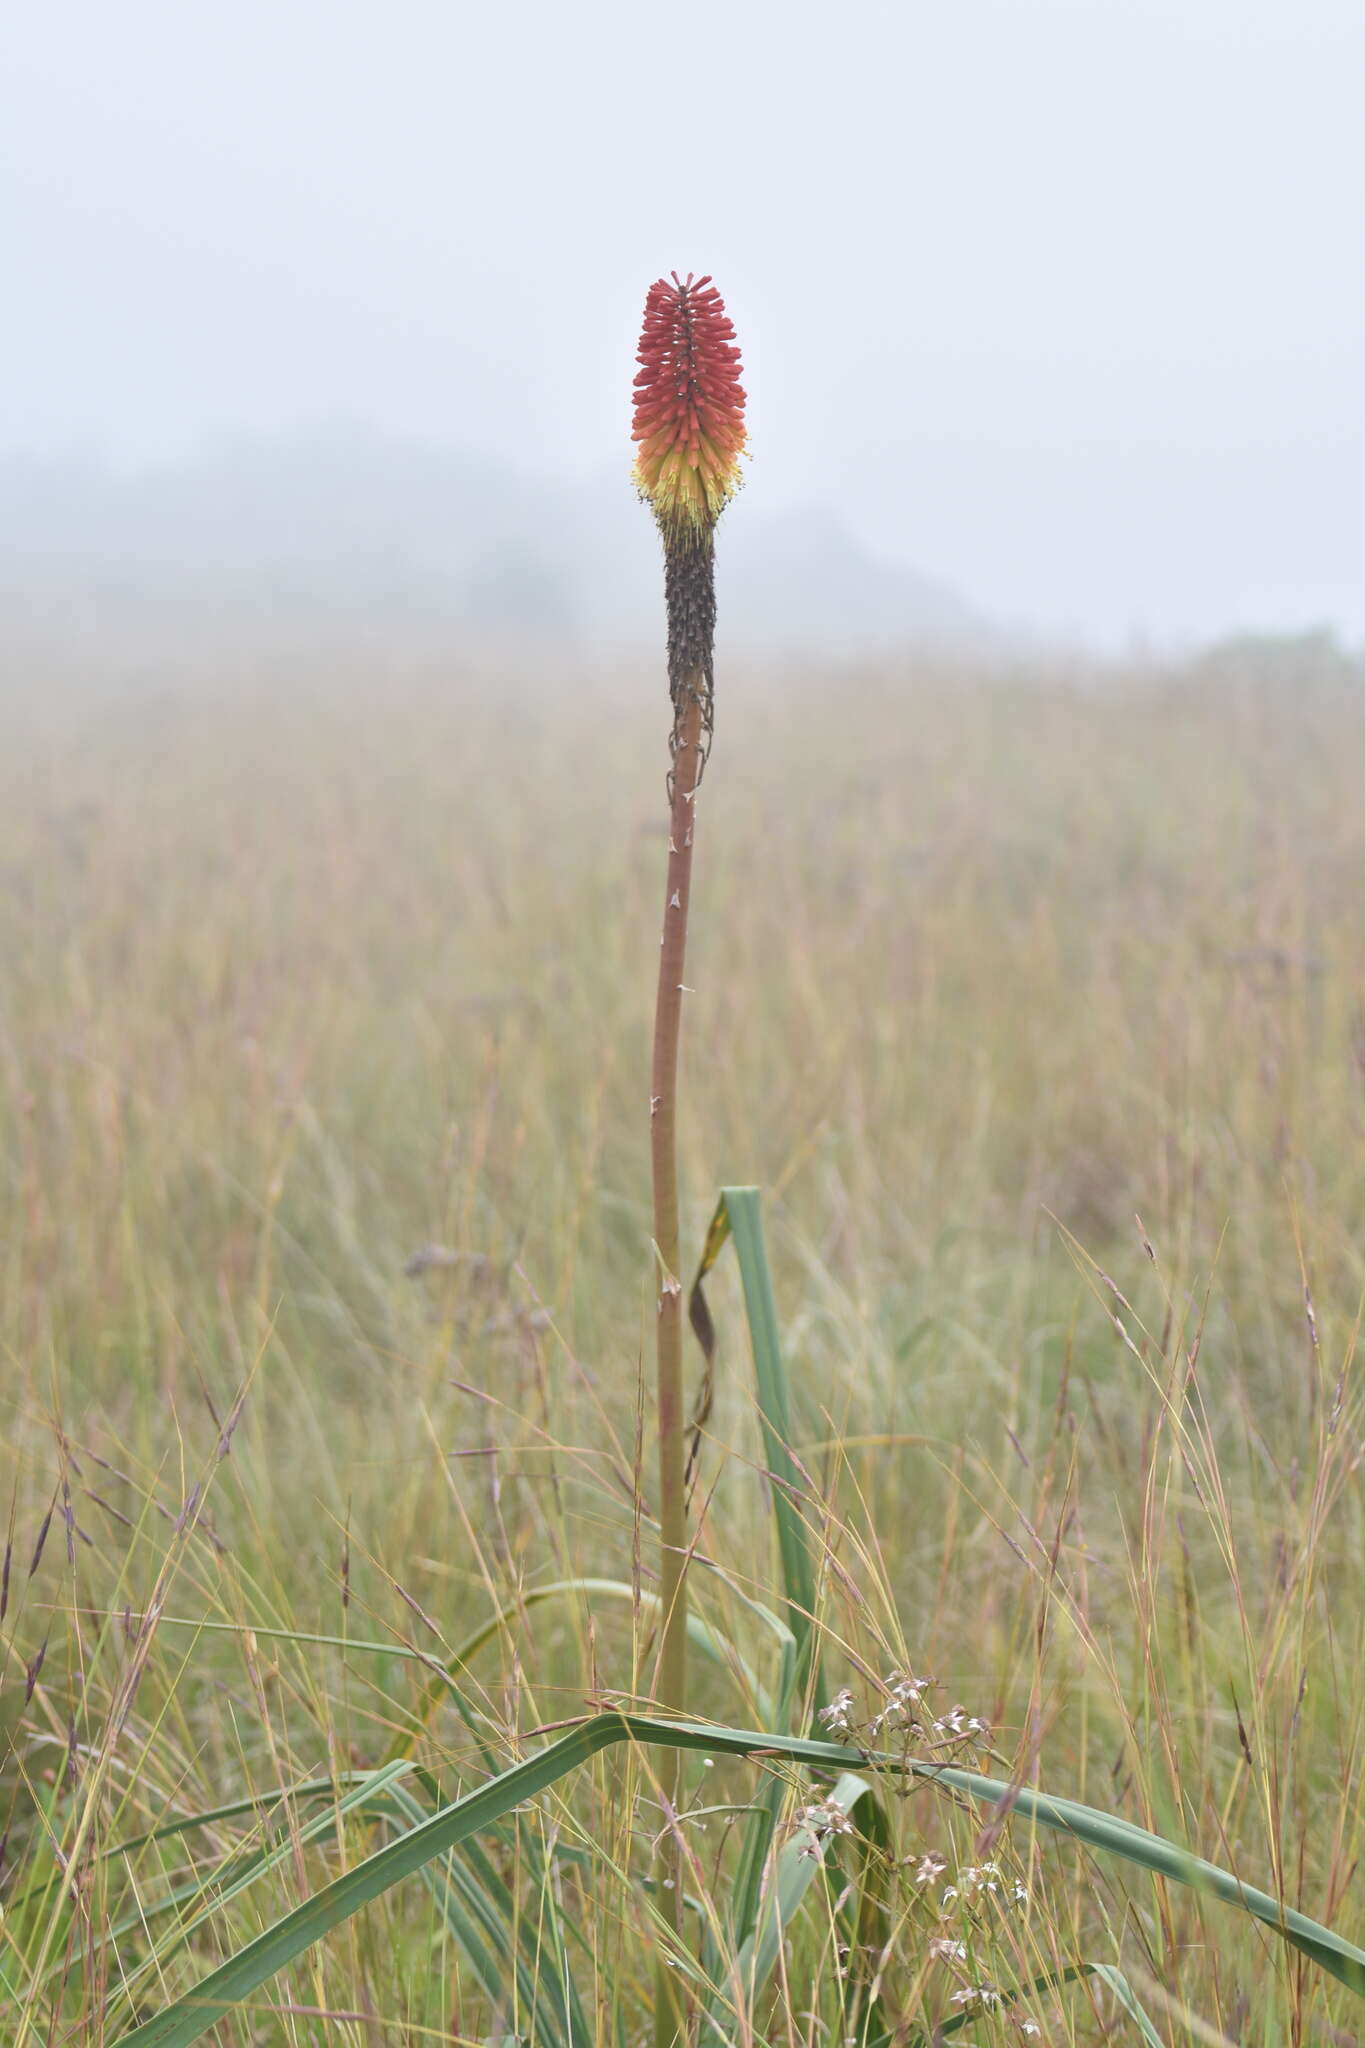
632, 271, 746, 777
632, 272, 746, 547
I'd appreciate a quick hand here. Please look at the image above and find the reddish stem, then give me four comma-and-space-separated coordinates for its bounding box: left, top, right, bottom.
650, 683, 703, 2015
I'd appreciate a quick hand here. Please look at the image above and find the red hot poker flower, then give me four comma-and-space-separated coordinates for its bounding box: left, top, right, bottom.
632, 273, 746, 545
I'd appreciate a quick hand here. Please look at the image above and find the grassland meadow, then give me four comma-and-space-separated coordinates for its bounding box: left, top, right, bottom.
2, 607, 1363, 2044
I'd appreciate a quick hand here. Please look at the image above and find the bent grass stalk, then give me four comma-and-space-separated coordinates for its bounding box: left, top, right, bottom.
633, 270, 746, 2038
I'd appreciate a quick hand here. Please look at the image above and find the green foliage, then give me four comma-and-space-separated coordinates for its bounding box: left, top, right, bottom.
3, 669, 1364, 2045
28, 1199, 1355, 2048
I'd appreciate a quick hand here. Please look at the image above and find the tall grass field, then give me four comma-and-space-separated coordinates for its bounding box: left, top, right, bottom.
2, 650, 1362, 2045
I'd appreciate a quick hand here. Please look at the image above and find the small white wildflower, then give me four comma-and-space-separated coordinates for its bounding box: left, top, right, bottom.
912, 1851, 947, 1886
819, 1688, 856, 1737
929, 1937, 967, 1962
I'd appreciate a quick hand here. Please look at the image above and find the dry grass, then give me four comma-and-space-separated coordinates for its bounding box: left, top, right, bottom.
1, 649, 1363, 2043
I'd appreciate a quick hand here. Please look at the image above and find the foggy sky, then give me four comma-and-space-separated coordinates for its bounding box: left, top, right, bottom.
6, 0, 1363, 648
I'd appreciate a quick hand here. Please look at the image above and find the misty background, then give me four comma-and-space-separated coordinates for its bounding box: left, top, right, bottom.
5, 0, 1364, 673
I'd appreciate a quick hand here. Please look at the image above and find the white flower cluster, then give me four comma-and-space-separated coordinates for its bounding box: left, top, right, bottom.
934, 1702, 989, 1741
941, 1860, 1029, 1907
814, 1678, 1042, 2040
817, 1673, 992, 1753
871, 1671, 992, 1751
869, 1669, 932, 1735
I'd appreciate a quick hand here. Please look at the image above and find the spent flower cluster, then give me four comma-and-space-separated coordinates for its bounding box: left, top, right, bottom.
792, 1797, 859, 1859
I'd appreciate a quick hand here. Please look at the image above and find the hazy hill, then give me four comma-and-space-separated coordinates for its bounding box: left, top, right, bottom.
0, 427, 986, 677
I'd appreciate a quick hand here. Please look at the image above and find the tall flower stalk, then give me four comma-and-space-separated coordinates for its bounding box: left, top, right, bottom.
633, 272, 745, 2032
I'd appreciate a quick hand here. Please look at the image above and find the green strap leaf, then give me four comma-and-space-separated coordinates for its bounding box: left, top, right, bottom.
689, 1188, 821, 1699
